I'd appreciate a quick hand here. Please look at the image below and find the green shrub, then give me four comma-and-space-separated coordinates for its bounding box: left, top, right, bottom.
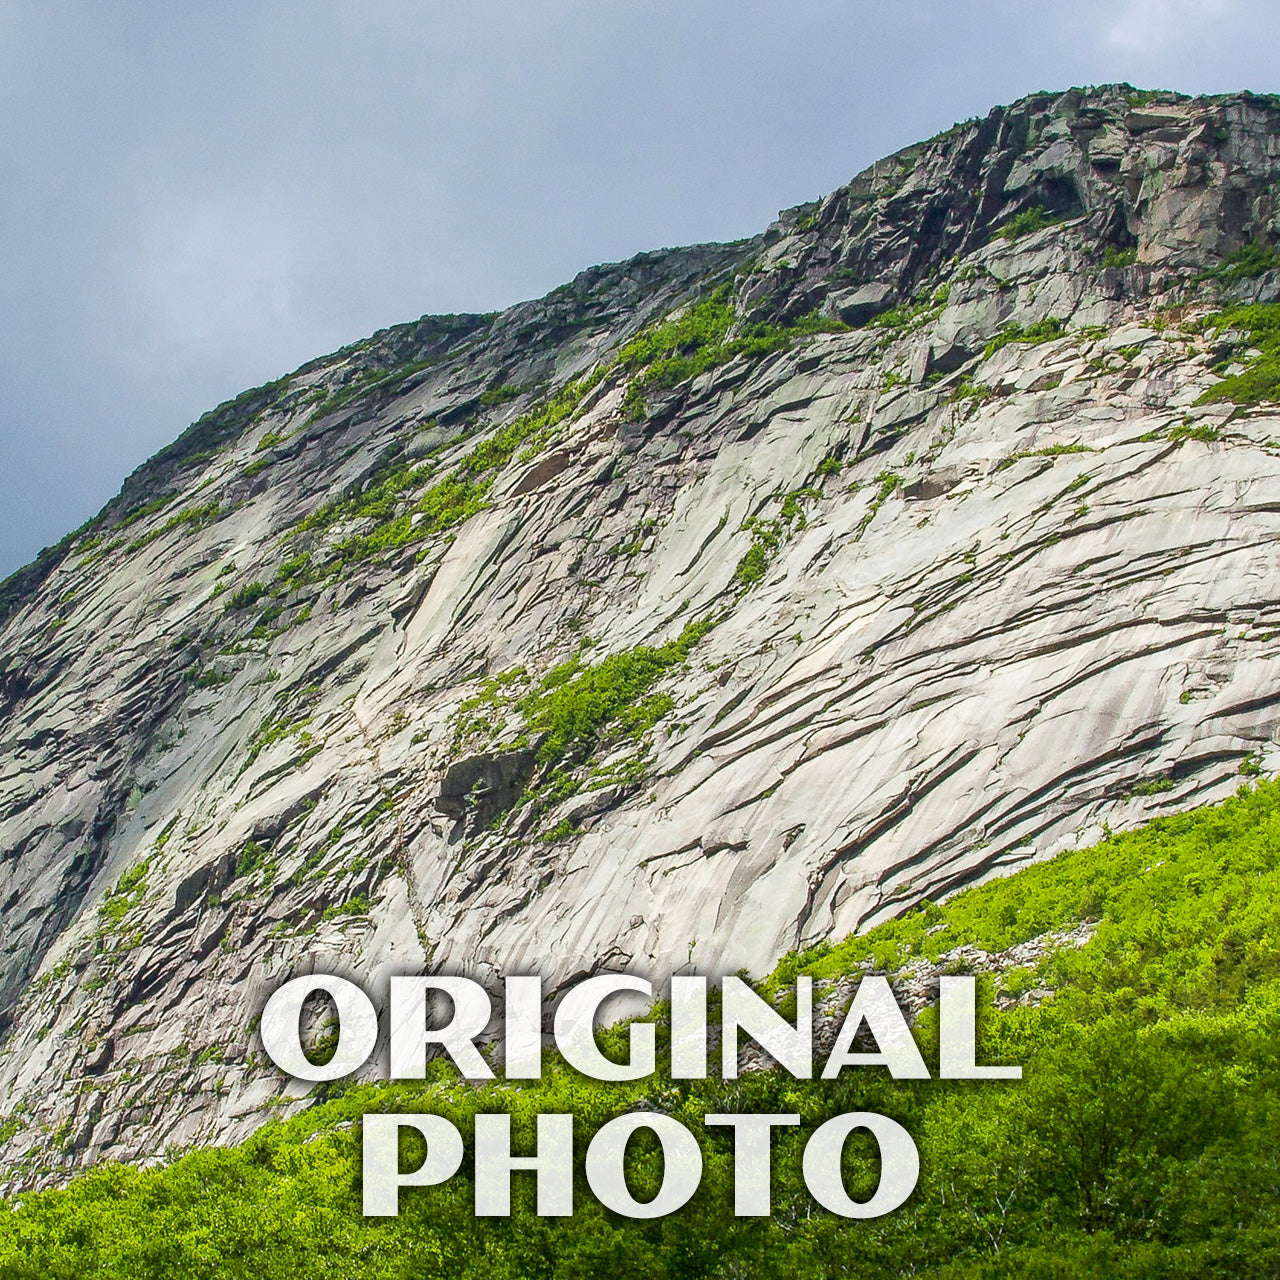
983, 315, 1067, 359
236, 841, 271, 879
949, 376, 994, 404
1168, 421, 1222, 443
275, 553, 312, 583
97, 858, 151, 926
994, 442, 1094, 472
223, 581, 269, 612
998, 205, 1058, 240
478, 384, 523, 408
1103, 245, 1138, 268
1196, 302, 1280, 405
731, 528, 777, 589
319, 894, 371, 921
304, 355, 441, 426
616, 285, 847, 397
116, 496, 172, 529
519, 617, 716, 764
1206, 241, 1280, 283
855, 470, 902, 536
125, 502, 221, 553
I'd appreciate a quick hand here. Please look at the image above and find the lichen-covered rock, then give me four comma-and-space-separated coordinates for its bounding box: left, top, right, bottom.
4, 84, 1280, 1190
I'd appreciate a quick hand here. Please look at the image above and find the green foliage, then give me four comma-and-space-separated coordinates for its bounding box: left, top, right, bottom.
616, 285, 847, 407
235, 840, 272, 880
222, 581, 269, 612
949, 376, 994, 404
1168, 421, 1222, 444
287, 286, 848, 571
731, 525, 779, 589
1103, 245, 1138, 268
856, 470, 901, 536
319, 894, 371, 922
541, 818, 583, 842
191, 666, 231, 690
518, 617, 716, 765
116, 496, 172, 529
994, 442, 1094, 472
867, 283, 951, 339
97, 856, 153, 927
275, 553, 312, 583
477, 384, 524, 408
6, 783, 1280, 1276
1196, 302, 1280, 405
244, 690, 317, 767
304, 356, 441, 426
1204, 241, 1280, 283
983, 316, 1067, 359
0, 1113, 24, 1147
125, 501, 222, 553
299, 375, 600, 572
254, 430, 286, 453
620, 379, 648, 421
732, 487, 821, 590
998, 205, 1058, 241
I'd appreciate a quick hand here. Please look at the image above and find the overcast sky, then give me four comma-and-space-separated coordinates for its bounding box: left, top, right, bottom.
2, 0, 1277, 577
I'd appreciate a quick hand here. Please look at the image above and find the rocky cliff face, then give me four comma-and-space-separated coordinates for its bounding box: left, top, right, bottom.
4, 84, 1280, 1188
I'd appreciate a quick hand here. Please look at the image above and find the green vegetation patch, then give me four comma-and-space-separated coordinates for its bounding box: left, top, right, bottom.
983, 315, 1067, 359
1102, 245, 1138, 269
452, 618, 717, 825
731, 486, 822, 590
477, 383, 525, 408
290, 286, 850, 573
855, 470, 902, 537
97, 857, 152, 927
222, 581, 269, 612
617, 284, 848, 418
304, 356, 442, 427
948, 375, 994, 404
116, 496, 173, 529
125, 501, 222, 554
1168, 421, 1222, 444
994, 442, 1095, 473
866, 283, 951, 339
1196, 301, 1280, 405
293, 375, 600, 572
1201, 241, 1280, 284
997, 205, 1059, 241
518, 617, 717, 765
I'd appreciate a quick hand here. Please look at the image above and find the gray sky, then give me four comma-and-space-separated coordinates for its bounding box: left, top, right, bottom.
2, 0, 1277, 578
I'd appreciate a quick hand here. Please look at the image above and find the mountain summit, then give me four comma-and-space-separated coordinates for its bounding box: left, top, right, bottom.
4, 84, 1280, 1187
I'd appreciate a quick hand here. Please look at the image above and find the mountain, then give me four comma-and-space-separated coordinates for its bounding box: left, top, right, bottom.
4, 83, 1280, 1191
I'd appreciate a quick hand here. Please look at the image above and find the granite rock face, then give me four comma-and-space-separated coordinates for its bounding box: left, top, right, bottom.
5, 84, 1280, 1187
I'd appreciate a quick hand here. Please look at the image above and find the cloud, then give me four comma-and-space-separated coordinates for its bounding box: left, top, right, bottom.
1104, 0, 1232, 53
124, 187, 317, 371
